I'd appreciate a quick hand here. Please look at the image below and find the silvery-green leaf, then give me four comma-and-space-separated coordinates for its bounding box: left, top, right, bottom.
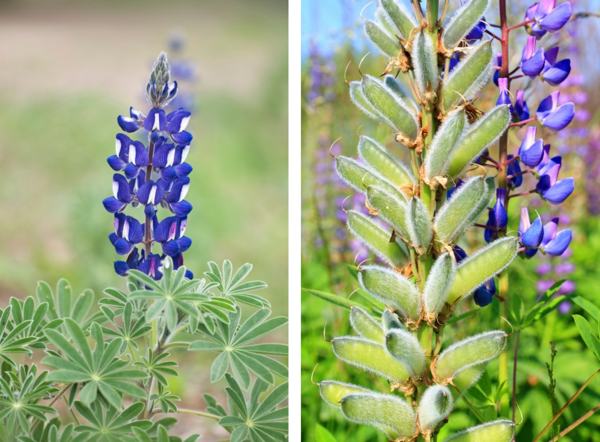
447, 105, 511, 176
424, 109, 466, 181
447, 237, 518, 303
382, 310, 405, 332
444, 420, 514, 442
347, 211, 409, 266
433, 331, 507, 381
365, 20, 399, 58
341, 392, 416, 439
350, 81, 380, 120
418, 385, 454, 432
423, 253, 455, 319
380, 0, 418, 40
441, 41, 493, 112
362, 75, 419, 139
453, 364, 485, 392
366, 185, 410, 240
358, 136, 415, 188
412, 30, 438, 95
442, 0, 490, 49
358, 265, 420, 320
350, 306, 384, 342
407, 197, 433, 251
332, 337, 410, 383
385, 329, 426, 376
335, 156, 400, 198
434, 176, 494, 244
319, 381, 371, 407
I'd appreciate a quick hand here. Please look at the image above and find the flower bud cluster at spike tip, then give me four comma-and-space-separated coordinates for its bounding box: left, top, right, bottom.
103, 53, 194, 280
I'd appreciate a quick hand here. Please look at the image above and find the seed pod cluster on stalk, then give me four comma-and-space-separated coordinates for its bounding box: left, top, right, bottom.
320, 0, 575, 440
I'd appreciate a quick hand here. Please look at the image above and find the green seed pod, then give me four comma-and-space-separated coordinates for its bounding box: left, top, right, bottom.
384, 75, 412, 100
441, 41, 493, 112
424, 109, 466, 182
365, 20, 399, 58
453, 364, 485, 392
444, 420, 514, 442
362, 75, 419, 139
407, 197, 433, 252
332, 337, 410, 383
350, 306, 384, 342
434, 176, 494, 244
433, 331, 507, 382
358, 136, 415, 188
341, 392, 416, 440
335, 156, 400, 198
442, 0, 490, 50
385, 329, 427, 376
347, 211, 409, 266
366, 185, 410, 240
423, 253, 456, 320
447, 237, 518, 304
447, 105, 511, 177
382, 309, 405, 332
319, 381, 371, 407
350, 81, 380, 120
375, 6, 398, 36
418, 385, 454, 432
380, 0, 418, 40
358, 265, 420, 321
412, 30, 439, 96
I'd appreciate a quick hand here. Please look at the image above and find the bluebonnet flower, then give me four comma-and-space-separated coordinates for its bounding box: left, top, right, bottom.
525, 0, 573, 37
541, 47, 571, 85
521, 36, 545, 77
536, 91, 575, 130
514, 90, 530, 121
535, 155, 574, 204
519, 126, 544, 167
103, 53, 194, 280
519, 209, 572, 257
474, 279, 497, 307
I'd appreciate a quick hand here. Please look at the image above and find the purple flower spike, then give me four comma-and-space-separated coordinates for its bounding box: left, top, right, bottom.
543, 229, 572, 256
537, 91, 575, 130
519, 127, 544, 167
521, 36, 545, 77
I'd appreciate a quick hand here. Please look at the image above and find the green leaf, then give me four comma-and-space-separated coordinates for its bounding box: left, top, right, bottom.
315, 424, 337, 442
424, 109, 466, 182
349, 307, 384, 342
418, 385, 454, 431
332, 336, 410, 383
573, 315, 600, 360
358, 136, 414, 188
347, 210, 408, 266
444, 419, 514, 442
302, 288, 356, 310
319, 381, 371, 407
447, 237, 518, 304
423, 253, 455, 320
340, 392, 416, 439
380, 0, 417, 40
441, 41, 493, 112
358, 265, 420, 321
433, 331, 507, 382
412, 30, 438, 95
407, 197, 433, 252
442, 0, 490, 49
385, 329, 426, 377
447, 105, 511, 176
365, 20, 399, 58
573, 297, 600, 322
365, 185, 410, 241
362, 75, 419, 140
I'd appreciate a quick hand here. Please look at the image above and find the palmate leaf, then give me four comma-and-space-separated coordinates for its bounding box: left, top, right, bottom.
35, 280, 99, 328
0, 306, 42, 364
72, 401, 151, 442
190, 308, 287, 387
102, 302, 151, 350
205, 260, 271, 308
20, 418, 77, 442
214, 374, 288, 442
43, 319, 146, 409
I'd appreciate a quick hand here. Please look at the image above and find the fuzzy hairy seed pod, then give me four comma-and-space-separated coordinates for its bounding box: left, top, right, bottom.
350, 306, 384, 342
380, 0, 418, 41
361, 75, 419, 139
382, 309, 405, 332
341, 392, 416, 440
358, 136, 415, 188
424, 109, 466, 182
319, 381, 371, 407
418, 385, 454, 432
423, 253, 456, 320
366, 185, 411, 240
412, 31, 439, 97
349, 81, 380, 120
358, 265, 420, 321
453, 364, 486, 391
434, 176, 494, 244
447, 105, 511, 177
385, 329, 427, 376
407, 197, 433, 252
347, 210, 409, 265
441, 41, 493, 112
442, 0, 490, 50
447, 237, 518, 304
332, 337, 410, 383
444, 419, 514, 442
335, 156, 402, 199
365, 20, 399, 58
433, 331, 507, 382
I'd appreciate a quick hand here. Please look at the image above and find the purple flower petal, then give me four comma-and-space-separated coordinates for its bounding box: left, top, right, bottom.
542, 177, 574, 204
543, 229, 572, 256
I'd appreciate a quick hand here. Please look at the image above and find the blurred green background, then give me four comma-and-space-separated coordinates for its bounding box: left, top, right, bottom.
0, 0, 287, 438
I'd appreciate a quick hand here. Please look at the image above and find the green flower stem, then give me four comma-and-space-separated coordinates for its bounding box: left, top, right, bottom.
175, 408, 221, 420
426, 0, 439, 30
549, 404, 600, 442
